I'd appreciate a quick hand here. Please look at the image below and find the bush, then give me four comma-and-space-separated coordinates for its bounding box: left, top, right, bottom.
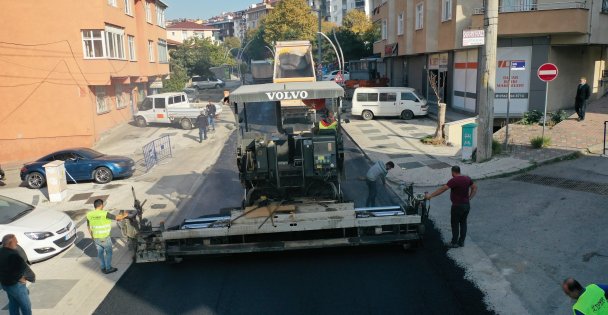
519, 110, 543, 125
492, 139, 502, 155
530, 136, 551, 149
550, 110, 569, 125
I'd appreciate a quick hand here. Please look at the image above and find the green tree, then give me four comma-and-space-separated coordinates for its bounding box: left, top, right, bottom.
342, 10, 373, 35
169, 37, 226, 77
263, 0, 316, 44
243, 25, 272, 61
222, 36, 241, 52
162, 63, 189, 92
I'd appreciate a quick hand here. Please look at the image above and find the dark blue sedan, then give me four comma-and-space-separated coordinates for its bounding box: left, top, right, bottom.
20, 148, 135, 189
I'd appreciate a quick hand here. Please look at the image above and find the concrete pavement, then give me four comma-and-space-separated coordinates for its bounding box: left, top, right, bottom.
0, 96, 236, 314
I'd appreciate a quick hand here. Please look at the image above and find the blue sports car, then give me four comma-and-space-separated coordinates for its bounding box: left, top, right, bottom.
20, 148, 135, 189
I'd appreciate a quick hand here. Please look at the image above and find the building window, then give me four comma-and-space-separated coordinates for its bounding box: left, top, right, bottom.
115, 85, 127, 109
94, 86, 109, 114
442, 0, 452, 21
145, 1, 152, 23
124, 0, 133, 15
158, 39, 168, 63
82, 30, 106, 58
148, 40, 154, 62
182, 30, 187, 39
156, 4, 165, 27
381, 19, 387, 40
105, 25, 126, 60
128, 35, 136, 61
108, 0, 117, 7
397, 13, 404, 35
415, 2, 424, 30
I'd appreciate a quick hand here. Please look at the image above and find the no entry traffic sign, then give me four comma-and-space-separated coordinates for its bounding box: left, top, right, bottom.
334, 72, 344, 83
537, 63, 558, 82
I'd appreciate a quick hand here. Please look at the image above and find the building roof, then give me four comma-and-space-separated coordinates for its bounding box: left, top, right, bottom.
167, 21, 217, 30
166, 39, 182, 46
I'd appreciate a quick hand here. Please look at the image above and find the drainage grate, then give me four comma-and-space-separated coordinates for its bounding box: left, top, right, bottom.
513, 174, 608, 195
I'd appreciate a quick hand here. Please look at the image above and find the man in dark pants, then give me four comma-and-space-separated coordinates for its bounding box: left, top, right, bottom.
0, 234, 34, 315
562, 277, 608, 315
206, 102, 216, 131
196, 110, 209, 142
365, 161, 394, 207
425, 166, 477, 248
575, 77, 590, 121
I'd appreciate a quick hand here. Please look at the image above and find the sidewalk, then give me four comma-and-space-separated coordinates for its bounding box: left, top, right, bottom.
0, 102, 236, 314
341, 116, 533, 187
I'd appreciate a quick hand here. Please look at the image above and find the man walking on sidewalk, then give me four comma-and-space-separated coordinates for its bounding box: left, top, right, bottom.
206, 102, 216, 131
575, 77, 590, 121
87, 199, 125, 274
365, 161, 394, 207
562, 277, 608, 315
0, 234, 34, 315
425, 166, 477, 248
196, 110, 209, 142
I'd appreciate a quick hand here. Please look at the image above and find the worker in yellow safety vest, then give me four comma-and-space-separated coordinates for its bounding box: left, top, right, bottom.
86, 199, 125, 274
319, 111, 337, 130
562, 277, 608, 315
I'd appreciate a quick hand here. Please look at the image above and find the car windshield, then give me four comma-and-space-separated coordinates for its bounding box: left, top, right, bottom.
78, 148, 104, 159
0, 196, 34, 224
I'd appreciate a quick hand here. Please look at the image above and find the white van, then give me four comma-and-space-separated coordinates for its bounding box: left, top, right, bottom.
351, 87, 428, 120
135, 92, 222, 129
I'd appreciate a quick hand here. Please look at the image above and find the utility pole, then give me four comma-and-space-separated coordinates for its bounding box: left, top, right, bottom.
316, 0, 324, 79
476, 0, 498, 162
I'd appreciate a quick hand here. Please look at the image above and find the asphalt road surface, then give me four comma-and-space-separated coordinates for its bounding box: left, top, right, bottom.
95, 105, 494, 315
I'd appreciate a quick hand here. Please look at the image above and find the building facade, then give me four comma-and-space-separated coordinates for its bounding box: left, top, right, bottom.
233, 10, 248, 40
0, 0, 170, 163
326, 0, 372, 25
166, 21, 219, 43
207, 13, 236, 41
246, 1, 275, 30
372, 0, 608, 118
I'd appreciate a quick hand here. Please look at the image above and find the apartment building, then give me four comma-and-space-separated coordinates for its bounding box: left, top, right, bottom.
207, 13, 237, 41
0, 0, 170, 163
246, 1, 275, 30
233, 10, 248, 40
372, 0, 608, 117
166, 21, 220, 43
325, 0, 372, 25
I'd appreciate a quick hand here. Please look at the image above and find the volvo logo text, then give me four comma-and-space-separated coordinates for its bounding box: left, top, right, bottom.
265, 91, 309, 100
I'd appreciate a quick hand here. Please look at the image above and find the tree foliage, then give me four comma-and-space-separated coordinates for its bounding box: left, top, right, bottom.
263, 0, 317, 44
342, 10, 373, 35
162, 63, 189, 92
169, 37, 228, 77
222, 36, 241, 51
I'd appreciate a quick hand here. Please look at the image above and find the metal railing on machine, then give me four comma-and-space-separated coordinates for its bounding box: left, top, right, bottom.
142, 135, 173, 172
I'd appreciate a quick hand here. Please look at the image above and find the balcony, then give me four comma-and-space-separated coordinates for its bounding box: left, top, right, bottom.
471, 1, 589, 36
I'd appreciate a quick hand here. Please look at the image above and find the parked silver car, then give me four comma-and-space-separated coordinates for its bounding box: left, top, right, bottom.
191, 76, 225, 90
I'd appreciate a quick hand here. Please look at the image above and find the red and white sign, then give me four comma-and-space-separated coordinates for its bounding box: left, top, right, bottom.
334, 72, 344, 83
537, 63, 558, 82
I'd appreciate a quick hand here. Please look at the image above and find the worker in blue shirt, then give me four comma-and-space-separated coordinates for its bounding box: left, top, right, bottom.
562, 278, 608, 315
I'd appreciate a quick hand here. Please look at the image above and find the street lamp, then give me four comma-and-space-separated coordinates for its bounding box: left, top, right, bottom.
317, 31, 342, 78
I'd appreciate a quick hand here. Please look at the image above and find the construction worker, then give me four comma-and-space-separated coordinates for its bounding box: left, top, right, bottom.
562, 278, 608, 315
87, 199, 125, 274
319, 111, 337, 130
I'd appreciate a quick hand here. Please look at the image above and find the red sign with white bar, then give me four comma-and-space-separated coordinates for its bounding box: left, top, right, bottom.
334, 72, 344, 83
537, 63, 558, 82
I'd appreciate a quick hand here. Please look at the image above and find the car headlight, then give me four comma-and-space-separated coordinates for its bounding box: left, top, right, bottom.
25, 232, 54, 240
114, 161, 129, 167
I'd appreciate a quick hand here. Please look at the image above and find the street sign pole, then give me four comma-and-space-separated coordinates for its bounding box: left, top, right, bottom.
504, 60, 512, 150
542, 81, 549, 139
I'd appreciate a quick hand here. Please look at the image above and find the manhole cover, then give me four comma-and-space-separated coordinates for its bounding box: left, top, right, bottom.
513, 174, 608, 195
101, 184, 123, 190
69, 193, 93, 202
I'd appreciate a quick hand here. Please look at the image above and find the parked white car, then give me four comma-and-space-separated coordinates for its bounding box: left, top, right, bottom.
0, 195, 76, 263
322, 70, 350, 81
191, 76, 225, 90
135, 92, 223, 130
352, 87, 428, 120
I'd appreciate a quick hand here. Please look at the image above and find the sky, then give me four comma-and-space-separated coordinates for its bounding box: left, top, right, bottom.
163, 0, 256, 20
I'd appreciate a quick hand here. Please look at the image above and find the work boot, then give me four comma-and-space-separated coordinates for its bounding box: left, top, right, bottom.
105, 267, 118, 274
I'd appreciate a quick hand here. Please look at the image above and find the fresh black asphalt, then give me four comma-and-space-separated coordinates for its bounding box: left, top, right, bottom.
95, 109, 495, 315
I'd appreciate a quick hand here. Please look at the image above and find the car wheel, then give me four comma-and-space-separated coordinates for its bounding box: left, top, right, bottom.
26, 172, 45, 189
135, 116, 147, 127
400, 110, 414, 120
93, 167, 113, 184
180, 118, 193, 130
214, 84, 220, 89
362, 110, 374, 121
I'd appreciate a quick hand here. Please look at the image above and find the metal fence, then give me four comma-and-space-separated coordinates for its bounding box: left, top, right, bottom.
142, 135, 173, 172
